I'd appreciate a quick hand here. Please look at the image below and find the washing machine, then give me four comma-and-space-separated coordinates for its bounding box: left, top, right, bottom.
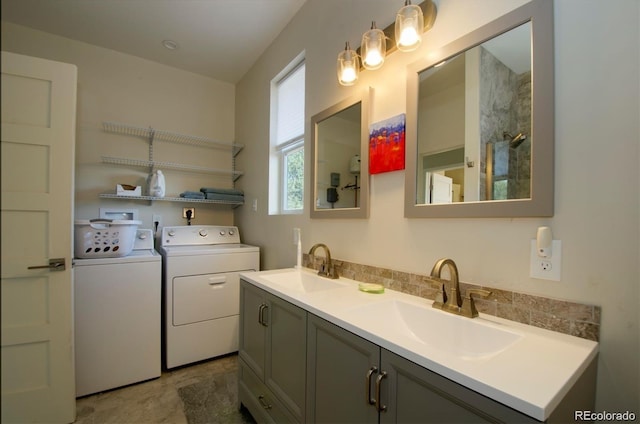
160, 225, 259, 369
74, 228, 161, 397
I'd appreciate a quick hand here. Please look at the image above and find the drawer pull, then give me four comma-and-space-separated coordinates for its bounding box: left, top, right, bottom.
258, 395, 272, 410
365, 366, 378, 405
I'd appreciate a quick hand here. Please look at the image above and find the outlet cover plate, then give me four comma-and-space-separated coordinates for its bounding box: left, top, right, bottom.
530, 239, 562, 281
183, 207, 195, 218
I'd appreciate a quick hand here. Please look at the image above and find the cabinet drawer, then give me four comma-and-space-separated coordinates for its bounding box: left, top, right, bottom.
239, 359, 297, 424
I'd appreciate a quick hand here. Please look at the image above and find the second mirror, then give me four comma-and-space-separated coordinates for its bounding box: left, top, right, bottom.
310, 89, 371, 219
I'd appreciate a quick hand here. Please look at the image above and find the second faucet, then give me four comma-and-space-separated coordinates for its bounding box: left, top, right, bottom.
308, 243, 339, 279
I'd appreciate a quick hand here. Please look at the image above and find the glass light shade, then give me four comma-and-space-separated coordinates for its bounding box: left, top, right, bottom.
395, 2, 424, 52
361, 22, 386, 70
337, 42, 360, 86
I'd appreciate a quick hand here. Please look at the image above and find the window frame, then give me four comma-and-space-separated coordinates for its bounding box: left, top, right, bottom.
269, 54, 305, 215
280, 140, 304, 213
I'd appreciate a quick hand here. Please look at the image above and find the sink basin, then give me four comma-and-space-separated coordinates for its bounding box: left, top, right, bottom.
260, 270, 348, 293
345, 300, 522, 360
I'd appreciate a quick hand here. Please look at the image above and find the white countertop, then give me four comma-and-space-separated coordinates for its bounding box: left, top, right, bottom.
240, 267, 599, 421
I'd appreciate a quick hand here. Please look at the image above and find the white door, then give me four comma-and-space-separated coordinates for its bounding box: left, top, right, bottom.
1, 51, 77, 423
429, 172, 453, 204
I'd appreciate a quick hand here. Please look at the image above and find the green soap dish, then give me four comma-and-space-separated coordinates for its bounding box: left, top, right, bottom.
358, 283, 385, 294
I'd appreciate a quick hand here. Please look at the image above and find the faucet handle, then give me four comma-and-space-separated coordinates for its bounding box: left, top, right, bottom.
460, 289, 491, 318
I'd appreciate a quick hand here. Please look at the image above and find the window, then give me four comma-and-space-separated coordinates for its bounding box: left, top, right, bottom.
269, 56, 305, 214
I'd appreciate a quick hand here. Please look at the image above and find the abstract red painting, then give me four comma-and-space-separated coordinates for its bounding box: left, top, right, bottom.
369, 113, 406, 174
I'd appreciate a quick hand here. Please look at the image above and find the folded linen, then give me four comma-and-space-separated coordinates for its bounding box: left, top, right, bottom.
180, 191, 205, 199
205, 193, 244, 203
199, 187, 244, 196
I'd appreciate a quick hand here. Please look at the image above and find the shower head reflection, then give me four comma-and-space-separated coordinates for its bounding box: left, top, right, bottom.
503, 131, 527, 148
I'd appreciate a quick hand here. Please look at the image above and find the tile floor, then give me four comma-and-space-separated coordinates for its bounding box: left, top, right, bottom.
74, 353, 253, 424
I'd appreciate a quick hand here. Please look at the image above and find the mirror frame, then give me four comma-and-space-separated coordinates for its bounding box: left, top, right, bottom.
310, 88, 371, 219
404, 0, 554, 218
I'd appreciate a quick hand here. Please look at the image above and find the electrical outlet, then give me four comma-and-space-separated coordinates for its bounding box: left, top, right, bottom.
540, 260, 552, 271
530, 240, 562, 281
183, 207, 195, 218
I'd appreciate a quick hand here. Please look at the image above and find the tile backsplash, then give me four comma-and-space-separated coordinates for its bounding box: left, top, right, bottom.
304, 254, 600, 342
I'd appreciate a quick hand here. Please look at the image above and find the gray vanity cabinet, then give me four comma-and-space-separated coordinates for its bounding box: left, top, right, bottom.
306, 314, 537, 424
380, 349, 537, 423
241, 281, 596, 423
238, 280, 307, 423
306, 314, 380, 423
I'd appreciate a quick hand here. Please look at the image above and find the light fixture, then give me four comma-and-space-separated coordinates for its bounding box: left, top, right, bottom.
335, 1, 437, 86
337, 42, 360, 86
361, 21, 386, 70
395, 0, 424, 52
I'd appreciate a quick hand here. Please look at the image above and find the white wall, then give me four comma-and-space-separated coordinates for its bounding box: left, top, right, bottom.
235, 0, 639, 413
1, 22, 237, 230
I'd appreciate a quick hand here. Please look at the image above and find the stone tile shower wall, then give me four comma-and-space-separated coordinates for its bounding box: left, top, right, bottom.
480, 47, 532, 201
304, 254, 601, 342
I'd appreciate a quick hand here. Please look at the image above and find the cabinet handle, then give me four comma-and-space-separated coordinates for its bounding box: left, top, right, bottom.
258, 395, 272, 410
375, 371, 387, 412
258, 304, 264, 325
258, 303, 268, 327
365, 366, 378, 405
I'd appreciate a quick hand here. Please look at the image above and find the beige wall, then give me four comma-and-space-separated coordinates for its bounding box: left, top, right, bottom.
1, 0, 637, 414
1, 22, 237, 229
234, 0, 639, 413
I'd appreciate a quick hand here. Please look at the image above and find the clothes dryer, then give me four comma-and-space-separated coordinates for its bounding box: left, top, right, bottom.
159, 225, 259, 369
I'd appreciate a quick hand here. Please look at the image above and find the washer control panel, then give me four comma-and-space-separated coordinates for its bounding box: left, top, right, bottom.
161, 225, 241, 246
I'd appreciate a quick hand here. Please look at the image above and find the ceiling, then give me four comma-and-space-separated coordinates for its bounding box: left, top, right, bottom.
1, 0, 307, 84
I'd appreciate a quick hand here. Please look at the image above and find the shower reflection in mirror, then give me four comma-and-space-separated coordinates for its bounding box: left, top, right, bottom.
417, 22, 532, 204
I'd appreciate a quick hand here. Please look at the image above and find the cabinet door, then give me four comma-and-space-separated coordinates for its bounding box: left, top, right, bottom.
307, 314, 380, 424
265, 293, 307, 421
239, 280, 267, 380
380, 349, 536, 424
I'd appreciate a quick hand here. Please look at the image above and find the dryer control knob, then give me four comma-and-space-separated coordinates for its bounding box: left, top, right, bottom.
168, 230, 176, 237
199, 229, 208, 237
219, 230, 226, 236
138, 233, 147, 240
228, 229, 235, 236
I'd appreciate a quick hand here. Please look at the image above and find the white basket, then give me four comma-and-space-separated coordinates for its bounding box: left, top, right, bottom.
74, 219, 142, 258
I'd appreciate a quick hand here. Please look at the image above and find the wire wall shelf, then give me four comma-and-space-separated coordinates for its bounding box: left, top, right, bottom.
102, 121, 244, 156
99, 193, 243, 208
100, 120, 244, 207
101, 156, 243, 181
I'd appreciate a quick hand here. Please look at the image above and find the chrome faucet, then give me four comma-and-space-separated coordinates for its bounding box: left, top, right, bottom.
308, 243, 338, 279
429, 258, 491, 318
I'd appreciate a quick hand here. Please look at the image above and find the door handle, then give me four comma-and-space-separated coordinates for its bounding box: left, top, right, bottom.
375, 371, 387, 412
365, 366, 378, 405
28, 258, 66, 271
258, 304, 264, 325
258, 303, 268, 326
260, 303, 268, 327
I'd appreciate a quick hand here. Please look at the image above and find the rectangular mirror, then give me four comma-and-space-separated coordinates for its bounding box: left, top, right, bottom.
405, 0, 554, 218
310, 89, 371, 218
